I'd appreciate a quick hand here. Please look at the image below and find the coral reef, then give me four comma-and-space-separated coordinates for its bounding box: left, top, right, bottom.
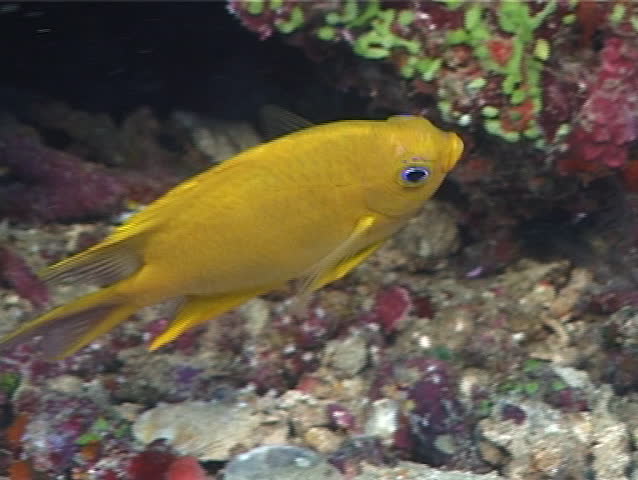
3, 4, 638, 478
3, 197, 637, 478
559, 36, 638, 176
228, 0, 638, 181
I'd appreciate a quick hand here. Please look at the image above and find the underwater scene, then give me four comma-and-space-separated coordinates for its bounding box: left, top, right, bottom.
1, 1, 638, 479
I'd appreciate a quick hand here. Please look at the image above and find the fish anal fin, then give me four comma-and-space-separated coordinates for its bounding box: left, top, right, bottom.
149, 288, 270, 351
41, 241, 142, 287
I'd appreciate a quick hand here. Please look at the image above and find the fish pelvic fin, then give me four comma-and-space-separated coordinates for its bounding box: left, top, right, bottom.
148, 288, 270, 351
0, 286, 138, 360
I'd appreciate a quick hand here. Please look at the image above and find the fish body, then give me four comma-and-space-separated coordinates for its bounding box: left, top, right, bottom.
0, 113, 463, 359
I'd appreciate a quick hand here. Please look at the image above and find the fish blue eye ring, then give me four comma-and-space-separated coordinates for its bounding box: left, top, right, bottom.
399, 166, 431, 186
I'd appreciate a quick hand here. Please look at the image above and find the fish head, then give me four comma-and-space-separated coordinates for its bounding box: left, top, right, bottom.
363, 115, 463, 218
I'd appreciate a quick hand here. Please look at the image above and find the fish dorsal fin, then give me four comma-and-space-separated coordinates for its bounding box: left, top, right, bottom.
41, 241, 142, 287
292, 215, 379, 315
259, 105, 314, 141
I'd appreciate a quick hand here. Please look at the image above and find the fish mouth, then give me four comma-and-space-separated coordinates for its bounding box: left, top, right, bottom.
443, 132, 464, 172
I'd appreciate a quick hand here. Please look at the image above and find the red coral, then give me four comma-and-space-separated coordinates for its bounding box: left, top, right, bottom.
500, 99, 535, 133
0, 247, 48, 307
166, 456, 208, 480
487, 37, 514, 67
365, 286, 412, 334
128, 450, 176, 480
0, 135, 125, 222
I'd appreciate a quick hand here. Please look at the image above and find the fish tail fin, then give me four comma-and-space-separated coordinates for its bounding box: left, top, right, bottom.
0, 286, 138, 360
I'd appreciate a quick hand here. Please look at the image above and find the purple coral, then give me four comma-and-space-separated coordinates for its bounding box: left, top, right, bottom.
0, 135, 125, 222
370, 357, 480, 469
0, 247, 48, 307
500, 404, 526, 425
404, 358, 468, 466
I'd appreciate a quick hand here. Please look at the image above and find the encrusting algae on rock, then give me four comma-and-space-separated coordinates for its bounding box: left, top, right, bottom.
0, 107, 463, 359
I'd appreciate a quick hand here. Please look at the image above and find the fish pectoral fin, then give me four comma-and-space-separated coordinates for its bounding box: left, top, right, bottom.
293, 215, 380, 313
311, 239, 384, 290
148, 288, 270, 351
41, 241, 143, 287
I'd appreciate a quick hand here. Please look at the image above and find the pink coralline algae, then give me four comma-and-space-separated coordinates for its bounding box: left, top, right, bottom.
0, 247, 48, 307
560, 36, 638, 176
0, 135, 125, 222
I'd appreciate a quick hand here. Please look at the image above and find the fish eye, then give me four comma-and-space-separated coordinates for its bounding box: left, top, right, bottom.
399, 166, 431, 186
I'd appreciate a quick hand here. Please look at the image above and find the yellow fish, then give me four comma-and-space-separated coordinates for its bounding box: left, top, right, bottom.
0, 108, 463, 359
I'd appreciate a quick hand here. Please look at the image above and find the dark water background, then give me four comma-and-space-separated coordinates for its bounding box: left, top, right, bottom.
0, 2, 366, 123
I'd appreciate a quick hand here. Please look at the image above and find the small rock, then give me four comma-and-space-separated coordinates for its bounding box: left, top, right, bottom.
479, 400, 588, 479
132, 400, 287, 461
477, 440, 506, 467
303, 427, 342, 453
352, 461, 504, 479
240, 298, 272, 338
591, 387, 631, 480
224, 445, 341, 480
46, 375, 84, 395
281, 393, 326, 435
388, 201, 460, 271
364, 398, 399, 444
323, 331, 368, 378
